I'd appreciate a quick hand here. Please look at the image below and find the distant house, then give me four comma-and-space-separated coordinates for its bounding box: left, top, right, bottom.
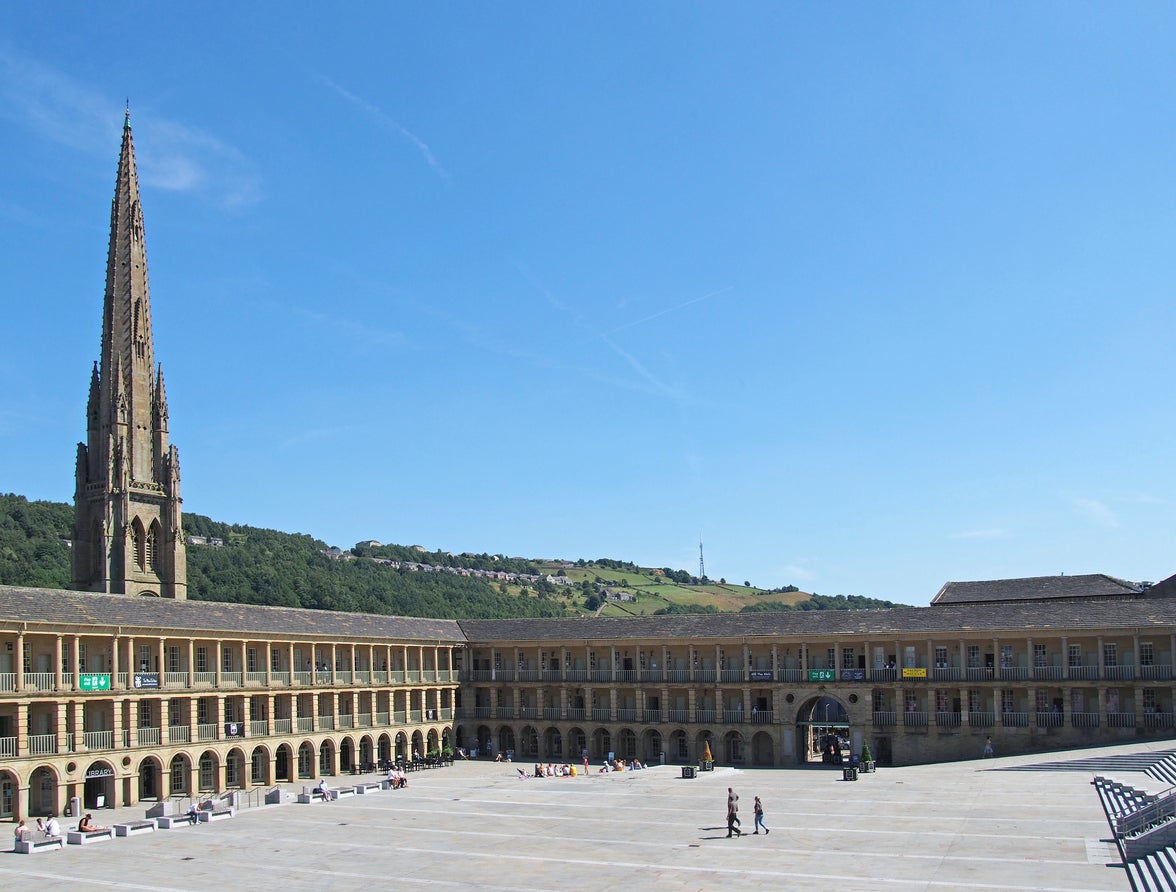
355, 540, 382, 549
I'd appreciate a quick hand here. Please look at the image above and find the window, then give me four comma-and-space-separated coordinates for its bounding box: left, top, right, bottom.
170, 756, 187, 794
1103, 643, 1118, 668
197, 699, 209, 725
935, 689, 950, 712
78, 643, 87, 671
1068, 645, 1082, 668
1033, 644, 1047, 668
934, 647, 947, 669
904, 691, 919, 712
169, 698, 183, 725
826, 648, 835, 671
903, 646, 916, 669
1070, 689, 1085, 713
168, 646, 180, 673
872, 689, 886, 712
1000, 689, 1015, 713
1106, 688, 1120, 713
138, 700, 153, 727
195, 647, 207, 673
967, 646, 980, 668
247, 648, 257, 673
1143, 689, 1157, 713
1035, 689, 1049, 712
842, 647, 856, 670
1000, 645, 1014, 669
138, 644, 151, 672
968, 689, 981, 712
222, 648, 233, 673
271, 648, 281, 672
1140, 642, 1154, 667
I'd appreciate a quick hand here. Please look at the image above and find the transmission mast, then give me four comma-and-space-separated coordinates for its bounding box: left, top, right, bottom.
699, 535, 706, 581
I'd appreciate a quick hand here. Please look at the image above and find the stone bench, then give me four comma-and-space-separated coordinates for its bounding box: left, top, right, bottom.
14, 835, 64, 853
67, 828, 115, 845
115, 820, 157, 837
354, 782, 381, 794
157, 814, 199, 829
197, 807, 234, 823
298, 787, 353, 803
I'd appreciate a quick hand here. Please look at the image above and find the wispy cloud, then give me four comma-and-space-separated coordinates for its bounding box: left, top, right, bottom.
317, 75, 449, 182
608, 286, 732, 334
0, 45, 260, 209
1071, 496, 1119, 529
949, 528, 1009, 540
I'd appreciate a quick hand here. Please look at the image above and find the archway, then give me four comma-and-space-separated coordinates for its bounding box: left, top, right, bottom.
197, 750, 220, 792
518, 725, 538, 758
474, 725, 493, 757
616, 728, 637, 759
318, 739, 336, 775
340, 737, 355, 772
751, 730, 775, 766
84, 759, 116, 808
567, 727, 587, 763
722, 730, 745, 765
275, 743, 293, 782
168, 754, 190, 796
496, 725, 515, 757
225, 748, 246, 788
426, 728, 439, 754
395, 731, 409, 762
641, 729, 662, 762
795, 695, 850, 765
359, 735, 374, 770
0, 769, 17, 819
669, 729, 690, 764
591, 727, 611, 761
137, 756, 162, 801
377, 733, 392, 767
30, 766, 57, 816
410, 730, 425, 760
251, 746, 272, 785
297, 742, 315, 778
543, 726, 562, 758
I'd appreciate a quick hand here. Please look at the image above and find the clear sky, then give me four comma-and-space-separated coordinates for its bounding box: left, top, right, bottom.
2, 3, 1175, 605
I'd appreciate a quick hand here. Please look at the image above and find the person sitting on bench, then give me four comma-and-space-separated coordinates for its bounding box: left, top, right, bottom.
78, 814, 109, 833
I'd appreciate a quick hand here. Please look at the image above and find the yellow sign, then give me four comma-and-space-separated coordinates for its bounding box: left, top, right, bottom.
901, 667, 927, 678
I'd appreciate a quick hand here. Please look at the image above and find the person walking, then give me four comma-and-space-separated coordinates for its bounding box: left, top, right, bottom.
753, 796, 769, 834
726, 787, 742, 837
983, 736, 994, 758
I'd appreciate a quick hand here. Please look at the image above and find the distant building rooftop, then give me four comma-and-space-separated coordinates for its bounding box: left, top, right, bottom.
931, 573, 1145, 606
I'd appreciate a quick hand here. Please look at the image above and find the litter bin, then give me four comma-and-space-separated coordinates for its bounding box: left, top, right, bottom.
842, 767, 858, 782
681, 765, 697, 779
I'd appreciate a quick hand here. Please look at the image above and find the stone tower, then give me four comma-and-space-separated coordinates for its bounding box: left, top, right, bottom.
72, 111, 187, 599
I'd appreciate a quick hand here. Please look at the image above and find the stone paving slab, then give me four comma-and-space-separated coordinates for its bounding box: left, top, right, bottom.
4, 742, 1166, 891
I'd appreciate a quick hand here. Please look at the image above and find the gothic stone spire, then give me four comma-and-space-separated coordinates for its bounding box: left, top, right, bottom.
73, 111, 187, 599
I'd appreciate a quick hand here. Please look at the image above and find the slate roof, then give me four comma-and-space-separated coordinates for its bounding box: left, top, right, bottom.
458, 596, 1176, 643
0, 585, 465, 643
930, 574, 1144, 606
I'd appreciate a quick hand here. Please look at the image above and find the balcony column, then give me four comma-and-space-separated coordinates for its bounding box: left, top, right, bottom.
240, 641, 248, 679
111, 633, 120, 690
55, 635, 63, 691
330, 644, 338, 685
610, 645, 617, 681
1097, 636, 1105, 677
801, 644, 808, 673
771, 643, 778, 676
992, 637, 999, 673
72, 635, 81, 691
15, 631, 24, 692
111, 699, 123, 748
1133, 633, 1140, 672
743, 644, 751, 678
160, 697, 170, 741
17, 699, 28, 758
126, 635, 137, 677
688, 646, 696, 682
402, 646, 411, 679
419, 645, 426, 678
714, 643, 722, 674
158, 637, 166, 677
1061, 637, 1069, 680
687, 686, 697, 720
958, 638, 965, 674
188, 697, 198, 739
215, 639, 223, 688
925, 639, 933, 673
608, 687, 617, 722
959, 687, 969, 725
187, 640, 195, 687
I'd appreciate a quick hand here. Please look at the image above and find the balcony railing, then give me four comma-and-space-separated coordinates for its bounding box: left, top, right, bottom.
565, 708, 586, 721
719, 669, 744, 683
338, 715, 354, 729
721, 710, 745, 723
296, 717, 314, 732
168, 725, 191, 744
164, 672, 188, 688
872, 711, 896, 726
196, 723, 219, 741
394, 709, 408, 723
642, 709, 661, 723
870, 668, 897, 682
1068, 666, 1099, 680
1107, 712, 1136, 728
1000, 711, 1029, 727
694, 708, 717, 724
1032, 666, 1063, 680
998, 667, 1028, 681
543, 707, 561, 720
293, 671, 312, 685
1104, 666, 1136, 681
83, 730, 114, 749
1035, 712, 1064, 728
935, 712, 961, 727
0, 736, 16, 757
615, 709, 637, 722
667, 669, 690, 682
1144, 712, 1174, 729
667, 708, 689, 723
249, 720, 269, 736
271, 671, 290, 685
221, 671, 243, 686
591, 708, 611, 722
245, 671, 267, 685
1071, 712, 1100, 728
193, 672, 217, 686
967, 711, 994, 727
357, 713, 372, 727
273, 718, 292, 734
375, 711, 390, 725
903, 712, 928, 727
751, 710, 773, 724
138, 727, 161, 746
24, 672, 56, 691
27, 733, 57, 755
1140, 665, 1173, 681
694, 670, 717, 683
319, 715, 335, 731
931, 668, 962, 682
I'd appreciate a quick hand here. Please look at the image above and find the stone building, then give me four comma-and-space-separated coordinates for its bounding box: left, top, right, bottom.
0, 116, 1173, 823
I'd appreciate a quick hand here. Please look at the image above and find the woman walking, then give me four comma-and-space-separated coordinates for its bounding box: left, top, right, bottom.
753, 796, 770, 834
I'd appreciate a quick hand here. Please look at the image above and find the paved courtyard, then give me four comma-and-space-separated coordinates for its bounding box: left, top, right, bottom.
5, 741, 1166, 891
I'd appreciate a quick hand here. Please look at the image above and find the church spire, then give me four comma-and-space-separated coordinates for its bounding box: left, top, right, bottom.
73, 110, 186, 599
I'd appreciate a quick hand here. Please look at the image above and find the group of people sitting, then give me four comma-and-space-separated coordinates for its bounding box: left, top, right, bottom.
385, 766, 408, 789
13, 815, 62, 842
518, 762, 578, 779
599, 758, 644, 773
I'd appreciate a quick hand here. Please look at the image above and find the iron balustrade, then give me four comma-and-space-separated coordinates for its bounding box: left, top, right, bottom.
615, 709, 637, 722
357, 713, 372, 727
83, 730, 114, 749
221, 672, 243, 686
873, 711, 896, 726
295, 717, 313, 732
590, 708, 610, 722
138, 727, 161, 746
249, 720, 269, 736
0, 736, 16, 757
935, 712, 962, 727
1035, 712, 1064, 727
196, 724, 220, 741
1104, 666, 1136, 681
967, 711, 995, 727
1140, 665, 1173, 681
273, 718, 292, 734
694, 708, 717, 723
1107, 712, 1136, 728
168, 725, 191, 743
245, 671, 267, 685
1000, 712, 1029, 727
270, 671, 291, 685
902, 711, 928, 727
193, 672, 217, 686
998, 667, 1028, 681
1071, 712, 1100, 728
1032, 666, 1064, 680
28, 733, 57, 755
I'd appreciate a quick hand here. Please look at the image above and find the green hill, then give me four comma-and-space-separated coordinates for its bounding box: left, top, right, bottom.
0, 494, 906, 617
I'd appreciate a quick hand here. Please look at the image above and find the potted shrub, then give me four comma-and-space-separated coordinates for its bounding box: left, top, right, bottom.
861, 743, 875, 772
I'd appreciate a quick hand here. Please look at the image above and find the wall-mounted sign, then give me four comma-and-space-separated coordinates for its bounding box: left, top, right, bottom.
85, 767, 115, 778
902, 667, 927, 679
807, 669, 835, 682
749, 670, 773, 682
133, 673, 160, 689
840, 669, 866, 682
79, 674, 111, 691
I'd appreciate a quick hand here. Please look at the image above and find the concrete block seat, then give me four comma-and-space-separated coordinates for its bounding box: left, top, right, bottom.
114, 820, 157, 837
354, 782, 381, 794
14, 835, 64, 853
298, 787, 353, 803
157, 814, 199, 829
197, 807, 235, 823
67, 828, 115, 845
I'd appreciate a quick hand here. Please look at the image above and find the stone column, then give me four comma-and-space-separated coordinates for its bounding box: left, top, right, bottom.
111, 634, 120, 690
72, 635, 81, 691
187, 640, 195, 687
14, 632, 24, 692
55, 635, 63, 691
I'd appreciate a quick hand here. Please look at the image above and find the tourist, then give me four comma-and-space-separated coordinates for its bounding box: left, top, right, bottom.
318, 778, 332, 801
14, 819, 27, 843
35, 818, 45, 836
78, 813, 109, 833
44, 815, 60, 837
753, 796, 769, 835
727, 788, 741, 831
983, 736, 994, 758
186, 803, 200, 824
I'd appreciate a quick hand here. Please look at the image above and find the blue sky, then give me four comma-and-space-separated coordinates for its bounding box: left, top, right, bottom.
2, 4, 1175, 604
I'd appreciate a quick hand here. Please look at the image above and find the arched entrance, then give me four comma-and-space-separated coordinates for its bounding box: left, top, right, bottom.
84, 760, 116, 808
340, 737, 355, 772
795, 695, 850, 765
137, 756, 162, 801
1, 770, 17, 819
30, 766, 57, 816
275, 743, 293, 782
251, 746, 271, 785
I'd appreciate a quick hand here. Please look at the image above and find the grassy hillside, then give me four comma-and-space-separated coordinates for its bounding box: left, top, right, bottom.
0, 494, 907, 616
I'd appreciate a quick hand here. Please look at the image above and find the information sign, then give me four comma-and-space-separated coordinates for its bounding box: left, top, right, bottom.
79, 673, 111, 691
